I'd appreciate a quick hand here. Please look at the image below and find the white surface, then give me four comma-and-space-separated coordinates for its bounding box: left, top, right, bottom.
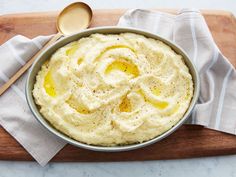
1, 0, 236, 15
1, 0, 236, 176
1, 156, 236, 177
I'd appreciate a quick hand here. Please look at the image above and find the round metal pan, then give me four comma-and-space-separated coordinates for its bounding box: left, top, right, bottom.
26, 26, 200, 152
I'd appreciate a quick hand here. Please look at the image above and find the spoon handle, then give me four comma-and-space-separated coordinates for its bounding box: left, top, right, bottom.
0, 32, 63, 96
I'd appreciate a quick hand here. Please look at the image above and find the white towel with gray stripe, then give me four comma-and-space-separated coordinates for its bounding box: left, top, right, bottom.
0, 35, 66, 166
0, 8, 235, 166
118, 8, 236, 134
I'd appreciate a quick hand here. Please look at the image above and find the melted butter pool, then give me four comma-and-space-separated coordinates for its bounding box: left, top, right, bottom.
105, 59, 139, 77
43, 70, 56, 97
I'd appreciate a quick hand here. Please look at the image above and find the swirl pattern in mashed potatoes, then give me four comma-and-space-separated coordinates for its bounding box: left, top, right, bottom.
33, 33, 193, 146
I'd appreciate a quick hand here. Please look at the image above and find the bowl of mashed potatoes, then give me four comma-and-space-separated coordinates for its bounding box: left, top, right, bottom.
26, 27, 199, 151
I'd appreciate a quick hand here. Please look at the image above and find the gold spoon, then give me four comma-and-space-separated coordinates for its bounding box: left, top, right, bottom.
0, 2, 92, 96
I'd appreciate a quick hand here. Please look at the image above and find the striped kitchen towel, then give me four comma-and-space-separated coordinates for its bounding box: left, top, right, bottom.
118, 8, 236, 134
0, 8, 235, 166
0, 35, 66, 166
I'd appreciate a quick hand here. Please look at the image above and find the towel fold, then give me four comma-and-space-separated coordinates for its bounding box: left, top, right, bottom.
0, 8, 235, 166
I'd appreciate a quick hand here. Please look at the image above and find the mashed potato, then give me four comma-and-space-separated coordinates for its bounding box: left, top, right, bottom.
33, 33, 193, 146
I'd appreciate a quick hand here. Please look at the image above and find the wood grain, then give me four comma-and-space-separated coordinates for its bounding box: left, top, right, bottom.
0, 9, 236, 162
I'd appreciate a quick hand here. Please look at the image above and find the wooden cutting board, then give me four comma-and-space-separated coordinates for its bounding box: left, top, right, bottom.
0, 9, 236, 162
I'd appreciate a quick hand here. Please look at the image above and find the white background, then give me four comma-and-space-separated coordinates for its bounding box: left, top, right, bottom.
1, 0, 236, 15
1, 0, 236, 177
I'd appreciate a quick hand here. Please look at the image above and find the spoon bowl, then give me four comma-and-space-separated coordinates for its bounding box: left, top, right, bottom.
57, 2, 93, 35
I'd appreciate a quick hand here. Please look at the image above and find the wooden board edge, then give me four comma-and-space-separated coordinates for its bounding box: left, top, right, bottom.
1, 124, 236, 162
